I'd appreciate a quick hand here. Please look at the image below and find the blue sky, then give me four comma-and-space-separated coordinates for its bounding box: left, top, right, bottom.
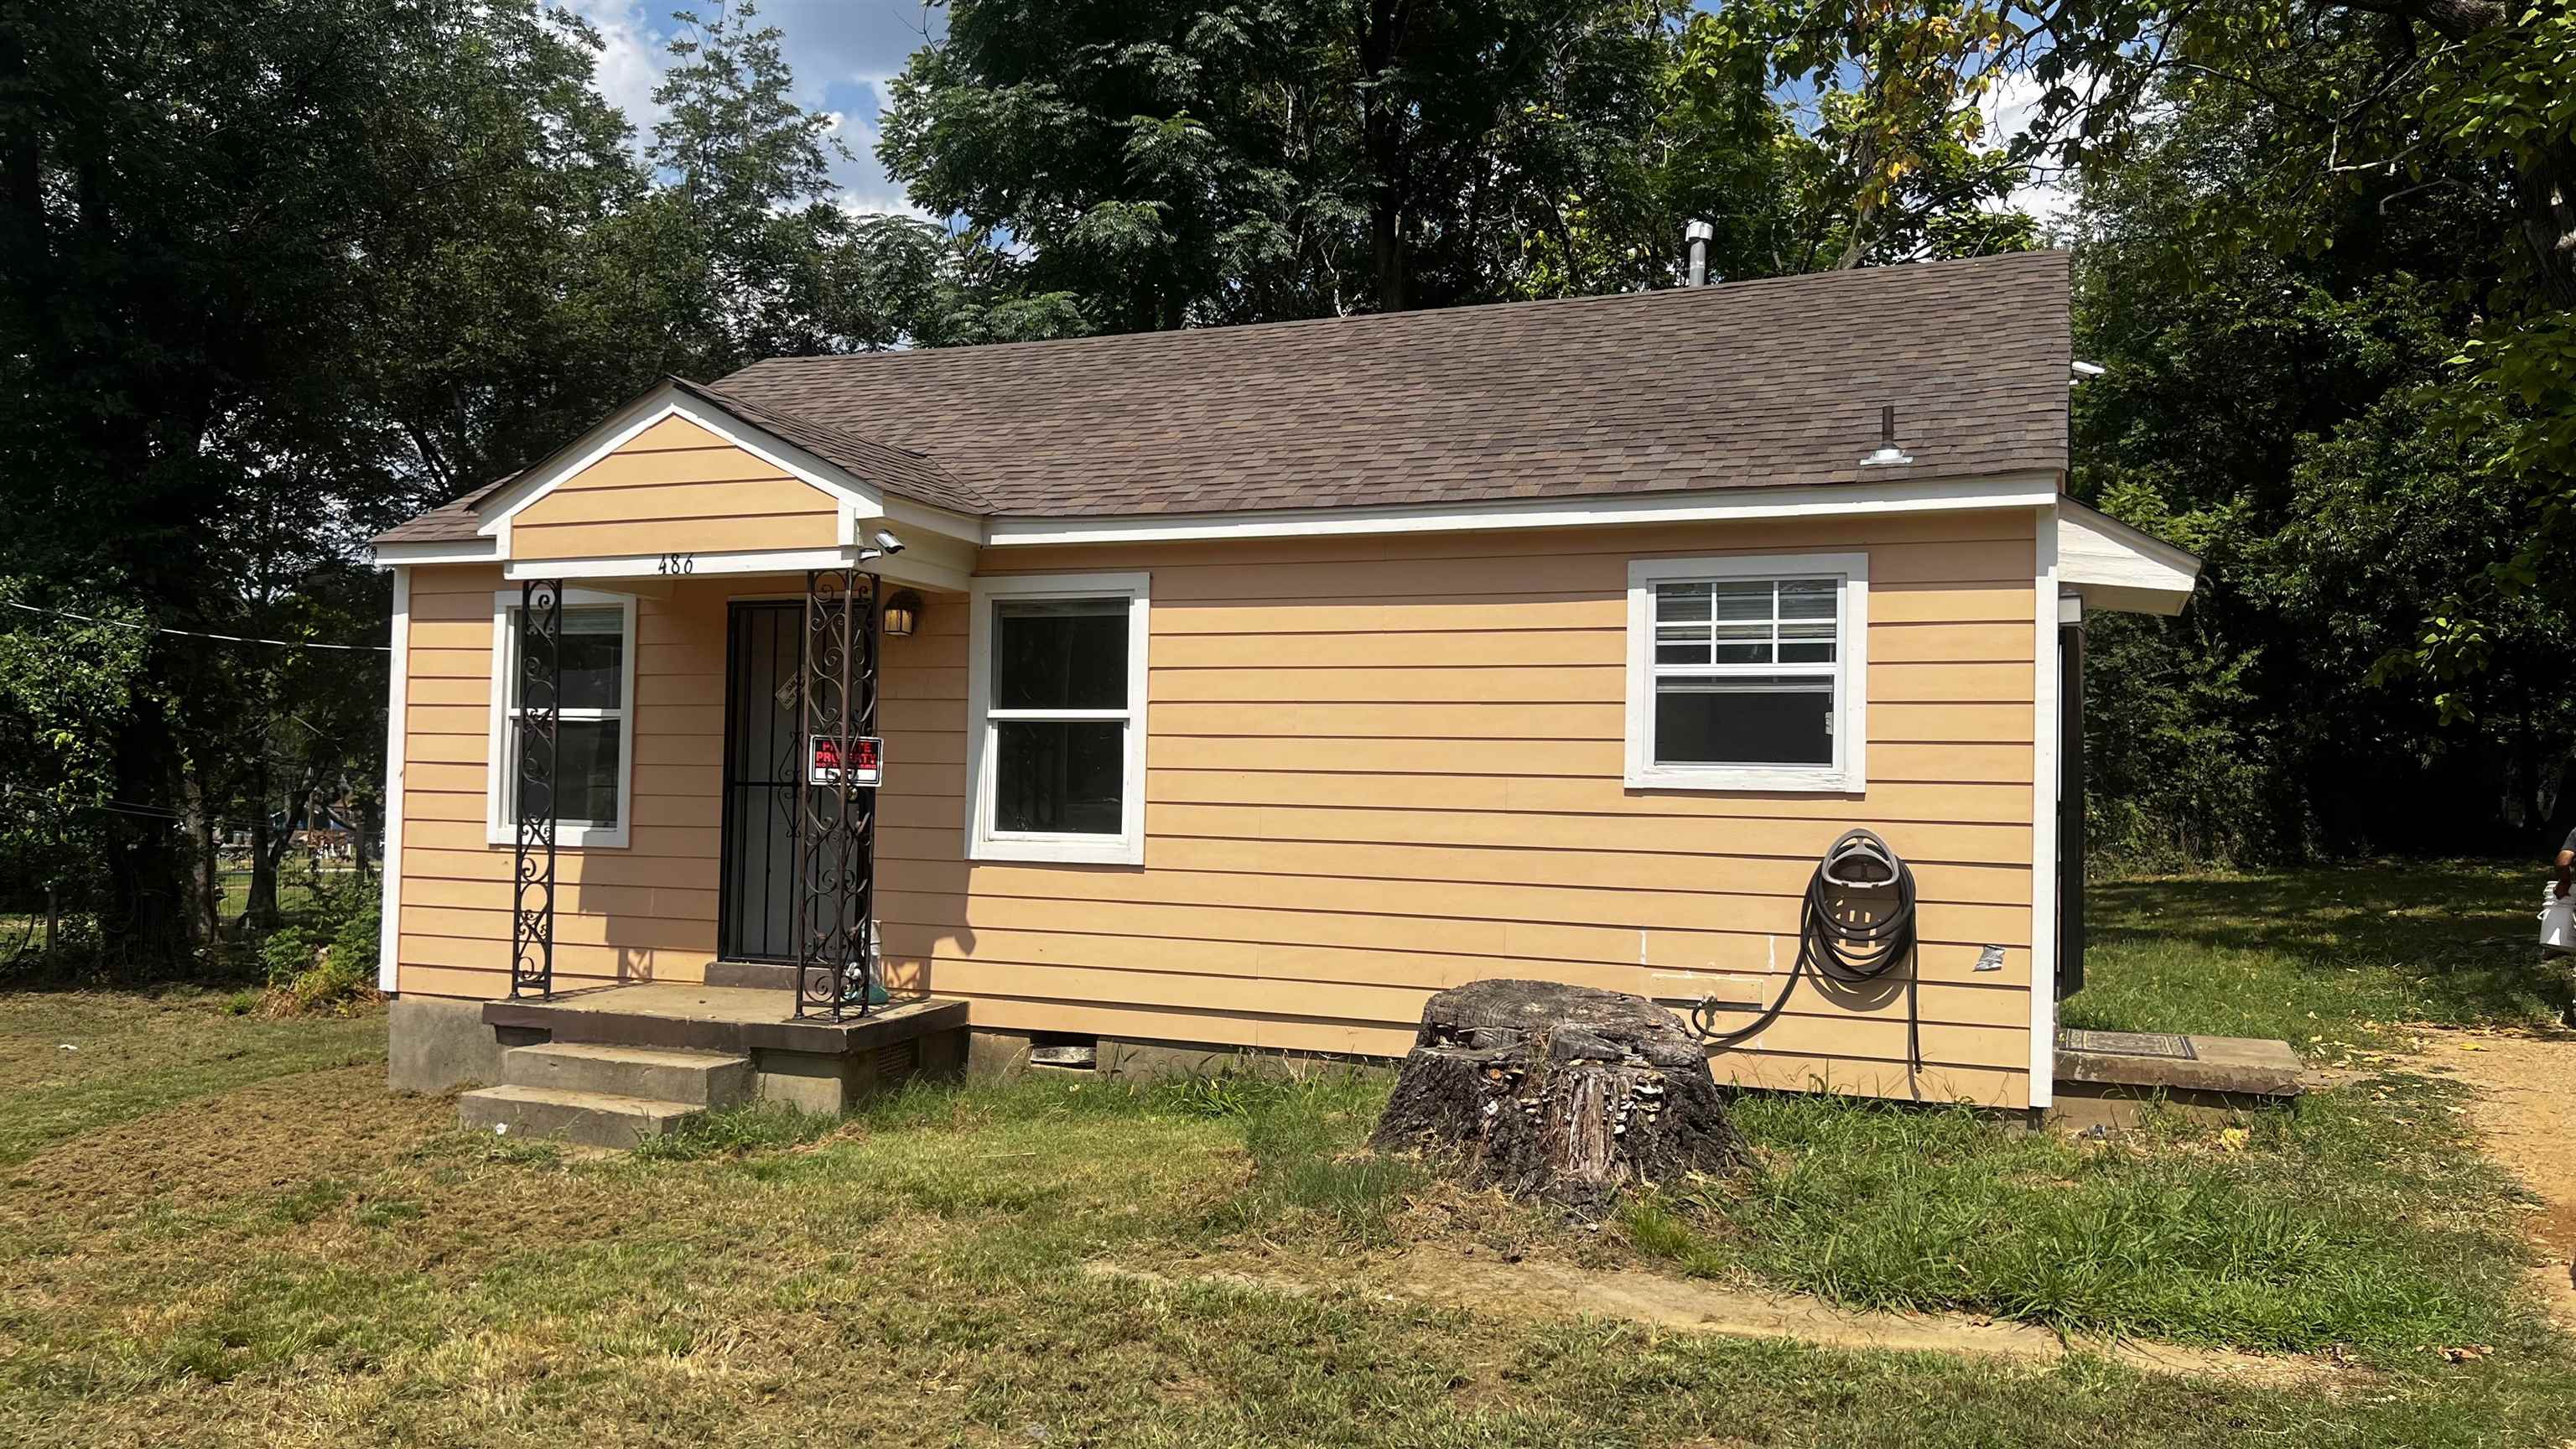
564, 0, 944, 216
562, 1, 2069, 228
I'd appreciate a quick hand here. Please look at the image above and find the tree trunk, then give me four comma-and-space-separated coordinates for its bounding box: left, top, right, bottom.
1358, 0, 1415, 313
245, 754, 281, 933
101, 699, 195, 974
1371, 979, 1750, 1213
182, 764, 222, 943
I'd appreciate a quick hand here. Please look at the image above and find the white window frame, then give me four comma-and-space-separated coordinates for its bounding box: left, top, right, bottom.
965, 571, 1151, 865
485, 587, 639, 849
1623, 552, 1869, 793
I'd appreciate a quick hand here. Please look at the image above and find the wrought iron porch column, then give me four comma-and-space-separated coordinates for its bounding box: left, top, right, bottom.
510, 579, 562, 999
794, 568, 879, 1021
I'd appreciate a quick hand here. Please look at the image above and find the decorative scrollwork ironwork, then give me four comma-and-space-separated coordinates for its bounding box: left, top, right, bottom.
510, 579, 562, 999
793, 569, 880, 1021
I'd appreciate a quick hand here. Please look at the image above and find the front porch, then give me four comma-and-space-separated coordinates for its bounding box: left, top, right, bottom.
455, 984, 970, 1147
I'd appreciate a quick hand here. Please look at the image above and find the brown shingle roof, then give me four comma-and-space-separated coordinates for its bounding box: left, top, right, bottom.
372, 252, 2070, 546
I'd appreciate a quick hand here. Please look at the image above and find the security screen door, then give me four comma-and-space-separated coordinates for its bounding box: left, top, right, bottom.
718, 600, 804, 961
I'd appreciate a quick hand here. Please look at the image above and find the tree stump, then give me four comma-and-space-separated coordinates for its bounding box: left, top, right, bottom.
1369, 979, 1750, 1212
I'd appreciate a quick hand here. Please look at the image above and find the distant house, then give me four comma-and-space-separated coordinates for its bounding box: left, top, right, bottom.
369, 252, 2198, 1140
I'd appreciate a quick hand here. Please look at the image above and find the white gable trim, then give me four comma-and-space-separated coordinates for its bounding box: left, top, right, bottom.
2056, 499, 2199, 615
371, 538, 499, 568
474, 383, 888, 556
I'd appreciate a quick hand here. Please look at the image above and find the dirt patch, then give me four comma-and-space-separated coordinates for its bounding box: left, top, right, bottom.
2, 1064, 451, 1227
1085, 1253, 2350, 1387
2407, 1024, 2576, 1327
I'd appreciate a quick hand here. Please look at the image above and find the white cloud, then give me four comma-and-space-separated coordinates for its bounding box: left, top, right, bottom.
553, 1, 937, 219
1982, 67, 2078, 231
558, 0, 669, 148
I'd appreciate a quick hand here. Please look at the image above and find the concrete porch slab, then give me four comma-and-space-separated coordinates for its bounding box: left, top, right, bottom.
483, 983, 968, 1058
2054, 1030, 2303, 1099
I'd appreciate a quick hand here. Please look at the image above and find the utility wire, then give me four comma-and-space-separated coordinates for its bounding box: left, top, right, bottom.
3, 600, 390, 653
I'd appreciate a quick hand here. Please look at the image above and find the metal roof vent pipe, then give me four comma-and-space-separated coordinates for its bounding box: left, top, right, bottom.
1684, 219, 1714, 287
1859, 404, 1914, 467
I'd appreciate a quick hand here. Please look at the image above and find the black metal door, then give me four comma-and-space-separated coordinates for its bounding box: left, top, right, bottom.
719, 602, 804, 962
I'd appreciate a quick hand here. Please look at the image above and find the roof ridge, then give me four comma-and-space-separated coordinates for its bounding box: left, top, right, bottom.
720, 250, 2070, 385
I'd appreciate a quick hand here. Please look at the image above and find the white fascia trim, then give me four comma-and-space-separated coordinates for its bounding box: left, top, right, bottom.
371, 539, 499, 569
475, 385, 892, 554
378, 567, 411, 992
2056, 498, 2200, 616
505, 546, 973, 594
483, 587, 639, 850
964, 570, 1152, 866
2028, 507, 2061, 1109
882, 493, 991, 548
1622, 552, 1869, 794
507, 547, 858, 581
987, 473, 2060, 548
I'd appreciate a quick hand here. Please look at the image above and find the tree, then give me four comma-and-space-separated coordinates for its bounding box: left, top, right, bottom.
2065, 36, 2571, 859
0, 1, 673, 966
881, 0, 1689, 324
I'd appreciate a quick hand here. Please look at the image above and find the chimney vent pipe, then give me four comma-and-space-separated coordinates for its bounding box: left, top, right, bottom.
1683, 219, 1714, 287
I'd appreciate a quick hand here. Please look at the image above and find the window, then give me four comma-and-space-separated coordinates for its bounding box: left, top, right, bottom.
486, 589, 637, 848
1624, 553, 1867, 792
967, 572, 1150, 864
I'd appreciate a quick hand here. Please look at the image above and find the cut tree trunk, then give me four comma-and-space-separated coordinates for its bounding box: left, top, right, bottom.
1370, 979, 1749, 1212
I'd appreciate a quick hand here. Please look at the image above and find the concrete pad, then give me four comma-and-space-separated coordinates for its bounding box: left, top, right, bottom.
2055, 1031, 2303, 1098
483, 984, 967, 1057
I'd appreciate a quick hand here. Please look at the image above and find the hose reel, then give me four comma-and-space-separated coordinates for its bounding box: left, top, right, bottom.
1688, 828, 1922, 1093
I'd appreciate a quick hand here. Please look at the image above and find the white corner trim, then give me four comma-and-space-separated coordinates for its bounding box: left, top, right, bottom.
377, 567, 411, 992
371, 538, 500, 569
964, 571, 1151, 865
473, 384, 899, 538
2029, 510, 2062, 1109
483, 587, 639, 850
987, 474, 2059, 548
2056, 498, 2199, 615
1621, 552, 1870, 794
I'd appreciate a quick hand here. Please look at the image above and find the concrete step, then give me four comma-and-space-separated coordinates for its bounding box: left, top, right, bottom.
459, 1084, 704, 1149
501, 1041, 753, 1106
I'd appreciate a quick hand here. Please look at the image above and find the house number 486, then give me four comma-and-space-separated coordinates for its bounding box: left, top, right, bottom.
657, 553, 695, 575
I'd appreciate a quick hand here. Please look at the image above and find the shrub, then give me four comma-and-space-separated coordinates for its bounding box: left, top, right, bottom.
252, 895, 379, 1017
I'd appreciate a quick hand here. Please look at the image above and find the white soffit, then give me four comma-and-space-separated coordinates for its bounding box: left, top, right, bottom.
2056, 499, 2200, 615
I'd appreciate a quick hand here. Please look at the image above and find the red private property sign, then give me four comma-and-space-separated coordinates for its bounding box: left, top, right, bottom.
807, 735, 883, 788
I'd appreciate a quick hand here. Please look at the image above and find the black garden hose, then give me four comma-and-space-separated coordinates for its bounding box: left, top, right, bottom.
1689, 828, 1922, 1093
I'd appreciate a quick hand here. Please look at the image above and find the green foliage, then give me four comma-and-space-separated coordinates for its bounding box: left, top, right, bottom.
0, 580, 148, 931
881, 0, 2040, 325
2068, 44, 2571, 860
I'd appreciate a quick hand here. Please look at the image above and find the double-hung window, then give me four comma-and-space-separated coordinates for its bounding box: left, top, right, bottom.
486, 589, 637, 848
1623, 553, 1868, 792
967, 572, 1150, 865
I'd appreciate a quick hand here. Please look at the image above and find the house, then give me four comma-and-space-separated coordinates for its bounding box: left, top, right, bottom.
369, 250, 2199, 1141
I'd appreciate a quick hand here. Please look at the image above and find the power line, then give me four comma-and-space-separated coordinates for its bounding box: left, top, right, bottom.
2, 600, 390, 653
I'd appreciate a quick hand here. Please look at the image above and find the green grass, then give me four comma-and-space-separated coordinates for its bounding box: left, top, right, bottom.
0, 989, 383, 1164
1622, 1073, 2543, 1353
2070, 859, 2562, 1054
2, 870, 2573, 1446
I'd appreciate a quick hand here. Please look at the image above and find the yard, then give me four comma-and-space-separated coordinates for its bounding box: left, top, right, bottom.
3, 865, 2573, 1447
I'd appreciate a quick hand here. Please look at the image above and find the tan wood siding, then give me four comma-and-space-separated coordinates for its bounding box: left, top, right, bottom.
880, 512, 2041, 1107
391, 508, 2042, 1108
508, 415, 840, 562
